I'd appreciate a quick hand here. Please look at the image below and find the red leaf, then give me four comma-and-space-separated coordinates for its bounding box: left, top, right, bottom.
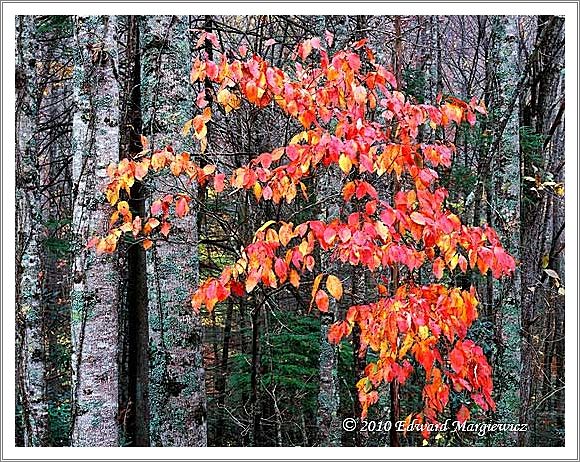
324, 30, 334, 47
458, 254, 468, 272
380, 207, 396, 227
176, 196, 189, 218
353, 37, 368, 49
450, 347, 465, 373
274, 258, 288, 282
323, 227, 336, 246
231, 281, 245, 297
338, 227, 352, 243
456, 405, 470, 424
214, 173, 225, 192
328, 321, 347, 344
87, 236, 99, 249
315, 289, 329, 312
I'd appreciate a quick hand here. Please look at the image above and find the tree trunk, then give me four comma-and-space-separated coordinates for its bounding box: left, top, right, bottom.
140, 15, 207, 447
519, 15, 564, 446
117, 14, 150, 446
483, 15, 522, 446
215, 299, 234, 445
70, 15, 122, 446
15, 15, 50, 447
315, 164, 341, 447
249, 304, 262, 446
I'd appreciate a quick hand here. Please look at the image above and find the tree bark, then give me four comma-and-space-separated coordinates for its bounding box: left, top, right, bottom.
70, 15, 122, 446
315, 164, 341, 447
118, 14, 150, 446
15, 15, 50, 447
484, 15, 522, 446
140, 15, 207, 447
519, 15, 564, 447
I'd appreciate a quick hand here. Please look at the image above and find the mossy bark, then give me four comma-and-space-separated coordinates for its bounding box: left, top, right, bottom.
486, 15, 522, 446
315, 164, 342, 447
15, 15, 50, 447
140, 15, 207, 447
70, 15, 122, 446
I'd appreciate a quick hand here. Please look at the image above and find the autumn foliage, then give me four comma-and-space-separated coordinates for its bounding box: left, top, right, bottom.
91, 32, 516, 436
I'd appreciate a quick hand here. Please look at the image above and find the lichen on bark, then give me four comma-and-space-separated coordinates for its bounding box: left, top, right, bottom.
70, 15, 122, 447
140, 15, 207, 447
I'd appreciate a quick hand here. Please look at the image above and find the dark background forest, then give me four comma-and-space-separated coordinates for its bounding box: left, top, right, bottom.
14, 14, 565, 447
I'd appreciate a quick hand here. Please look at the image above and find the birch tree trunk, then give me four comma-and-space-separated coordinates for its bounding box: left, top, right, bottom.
140, 15, 207, 447
486, 15, 522, 445
15, 15, 49, 447
315, 164, 342, 447
70, 15, 122, 446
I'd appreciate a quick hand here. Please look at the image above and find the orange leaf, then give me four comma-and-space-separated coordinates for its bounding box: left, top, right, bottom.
433, 257, 445, 280
328, 321, 347, 344
289, 269, 300, 288
342, 181, 356, 201
160, 221, 171, 237
279, 223, 293, 247
147, 217, 160, 228
326, 275, 343, 300
193, 115, 207, 139
142, 239, 153, 250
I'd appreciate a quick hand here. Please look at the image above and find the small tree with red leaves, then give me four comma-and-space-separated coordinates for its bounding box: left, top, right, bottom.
92, 33, 515, 440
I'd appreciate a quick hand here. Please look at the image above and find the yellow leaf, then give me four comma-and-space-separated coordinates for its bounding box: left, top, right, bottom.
217, 88, 231, 106
290, 130, 308, 145
200, 136, 208, 154
311, 273, 324, 299
256, 220, 276, 234
117, 201, 130, 214
398, 333, 414, 359
338, 154, 352, 174
418, 325, 429, 340
120, 222, 133, 233
326, 275, 343, 300
182, 118, 193, 136
253, 182, 262, 201
448, 252, 459, 270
